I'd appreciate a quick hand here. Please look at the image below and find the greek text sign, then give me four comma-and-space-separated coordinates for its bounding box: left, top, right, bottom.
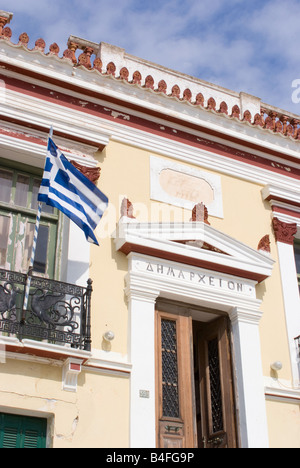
133, 257, 256, 298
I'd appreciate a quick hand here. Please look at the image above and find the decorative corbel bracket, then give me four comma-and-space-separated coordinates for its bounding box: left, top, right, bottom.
62, 358, 83, 393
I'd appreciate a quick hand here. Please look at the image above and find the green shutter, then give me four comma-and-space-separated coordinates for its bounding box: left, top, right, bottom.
0, 162, 60, 279
0, 413, 47, 448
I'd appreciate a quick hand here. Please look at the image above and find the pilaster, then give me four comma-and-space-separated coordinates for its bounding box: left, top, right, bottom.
125, 284, 159, 448
229, 306, 269, 448
272, 218, 300, 386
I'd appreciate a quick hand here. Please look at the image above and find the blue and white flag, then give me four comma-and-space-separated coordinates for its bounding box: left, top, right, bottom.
38, 138, 108, 245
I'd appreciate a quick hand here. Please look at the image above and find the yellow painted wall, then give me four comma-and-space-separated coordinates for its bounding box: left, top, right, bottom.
88, 140, 296, 448
0, 359, 129, 448
266, 399, 300, 448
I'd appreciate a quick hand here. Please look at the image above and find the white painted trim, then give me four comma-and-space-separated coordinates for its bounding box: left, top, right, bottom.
262, 184, 300, 208
21, 339, 91, 360
85, 349, 132, 377
0, 87, 111, 152
1, 40, 300, 163
116, 219, 275, 282
0, 335, 133, 381
0, 335, 132, 378
229, 307, 269, 448
264, 377, 300, 403
274, 241, 300, 386
0, 336, 91, 361
127, 287, 158, 448
0, 123, 106, 167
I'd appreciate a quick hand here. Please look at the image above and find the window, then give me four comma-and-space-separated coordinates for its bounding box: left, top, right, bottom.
294, 240, 300, 294
0, 413, 47, 448
0, 163, 60, 278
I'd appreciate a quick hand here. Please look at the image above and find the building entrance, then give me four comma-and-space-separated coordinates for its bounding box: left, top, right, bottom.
156, 304, 238, 448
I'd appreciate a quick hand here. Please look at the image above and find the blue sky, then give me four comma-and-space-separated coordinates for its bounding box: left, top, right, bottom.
2, 0, 300, 115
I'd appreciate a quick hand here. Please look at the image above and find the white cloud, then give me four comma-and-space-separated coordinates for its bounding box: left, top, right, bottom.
247, 0, 300, 63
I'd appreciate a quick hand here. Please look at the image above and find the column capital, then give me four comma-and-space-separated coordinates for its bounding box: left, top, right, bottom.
125, 285, 159, 304
272, 217, 297, 245
229, 306, 263, 326
125, 272, 160, 304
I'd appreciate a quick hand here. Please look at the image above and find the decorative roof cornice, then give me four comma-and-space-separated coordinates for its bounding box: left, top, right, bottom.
1, 12, 300, 147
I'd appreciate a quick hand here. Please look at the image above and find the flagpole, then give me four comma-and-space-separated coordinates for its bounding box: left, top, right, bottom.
21, 126, 53, 319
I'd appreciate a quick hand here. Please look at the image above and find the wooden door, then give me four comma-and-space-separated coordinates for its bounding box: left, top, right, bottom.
194, 317, 238, 448
156, 308, 237, 449
156, 309, 197, 448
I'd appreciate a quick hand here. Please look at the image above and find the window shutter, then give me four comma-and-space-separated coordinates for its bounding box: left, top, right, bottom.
0, 414, 21, 448
0, 413, 47, 448
1, 425, 19, 448
22, 418, 47, 448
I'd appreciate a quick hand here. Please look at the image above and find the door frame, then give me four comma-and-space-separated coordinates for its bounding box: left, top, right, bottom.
125, 252, 270, 448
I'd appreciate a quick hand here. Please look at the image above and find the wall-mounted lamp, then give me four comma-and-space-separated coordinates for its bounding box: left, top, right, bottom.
103, 331, 115, 342
270, 361, 283, 372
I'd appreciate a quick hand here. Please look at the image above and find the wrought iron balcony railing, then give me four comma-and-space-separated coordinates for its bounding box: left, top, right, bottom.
0, 268, 92, 351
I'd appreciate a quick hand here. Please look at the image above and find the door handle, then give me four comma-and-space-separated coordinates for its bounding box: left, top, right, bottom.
207, 436, 224, 447
202, 435, 225, 448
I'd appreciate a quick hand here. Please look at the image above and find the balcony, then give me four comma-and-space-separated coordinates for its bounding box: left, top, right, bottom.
0, 268, 92, 352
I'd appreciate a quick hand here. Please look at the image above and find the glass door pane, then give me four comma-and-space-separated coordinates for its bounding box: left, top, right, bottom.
31, 179, 54, 214
0, 169, 13, 203
0, 214, 11, 268
33, 225, 49, 274
15, 175, 30, 207
22, 223, 50, 275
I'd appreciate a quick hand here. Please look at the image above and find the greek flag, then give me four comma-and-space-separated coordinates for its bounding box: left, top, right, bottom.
38, 138, 108, 245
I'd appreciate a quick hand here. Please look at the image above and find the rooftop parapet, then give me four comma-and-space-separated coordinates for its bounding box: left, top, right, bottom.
1, 9, 300, 141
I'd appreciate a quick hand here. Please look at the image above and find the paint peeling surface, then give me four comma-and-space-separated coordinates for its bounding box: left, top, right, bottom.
104, 108, 130, 120
159, 169, 215, 205
0, 78, 6, 104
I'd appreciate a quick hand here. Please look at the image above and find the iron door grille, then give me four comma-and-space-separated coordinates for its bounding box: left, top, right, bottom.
161, 319, 180, 419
